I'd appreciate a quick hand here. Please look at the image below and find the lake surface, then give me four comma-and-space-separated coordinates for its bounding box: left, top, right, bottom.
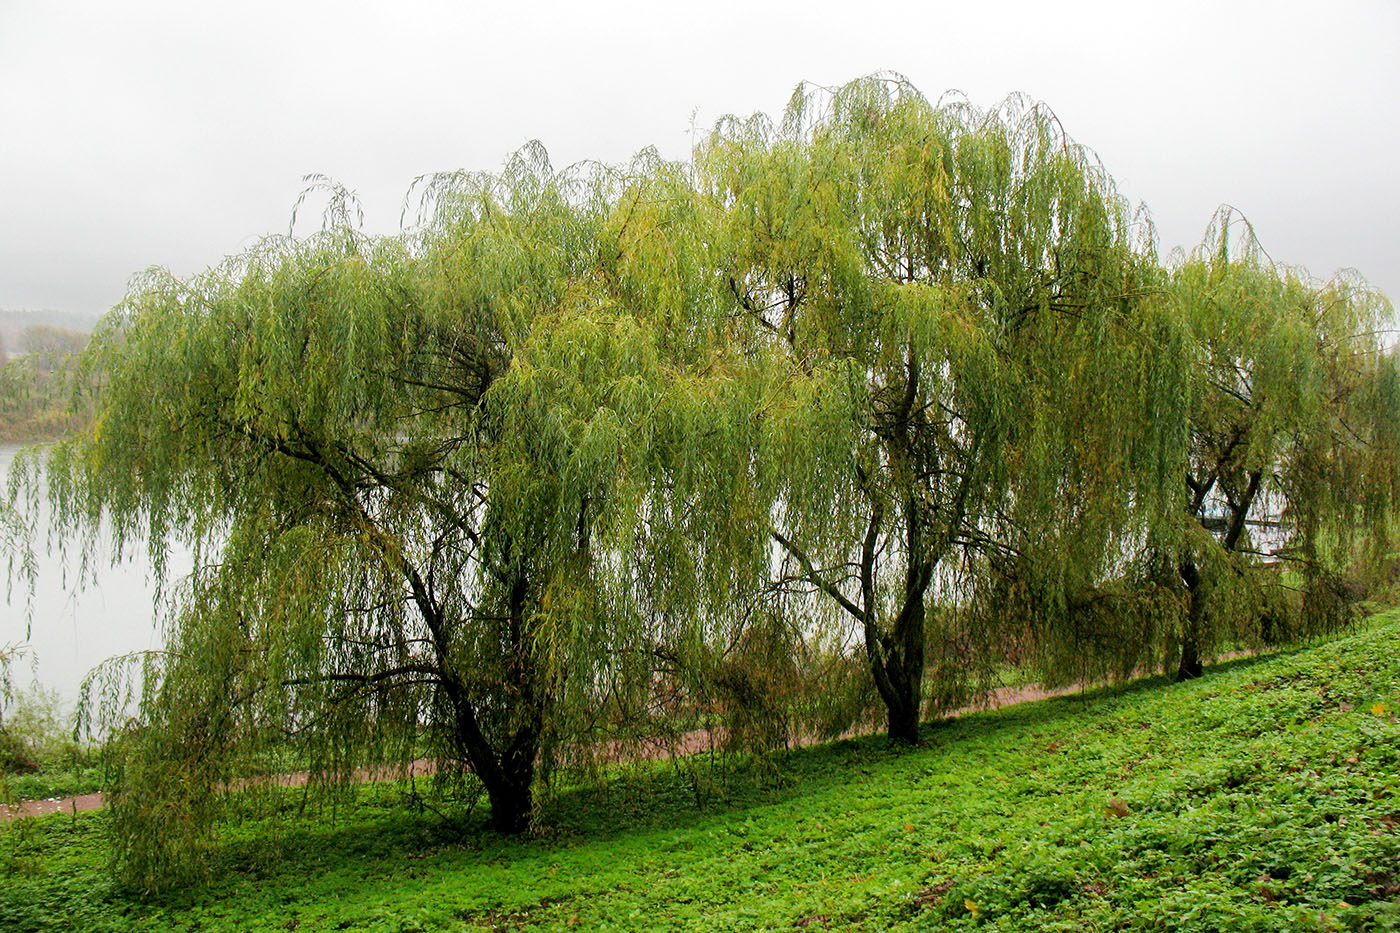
0, 443, 191, 711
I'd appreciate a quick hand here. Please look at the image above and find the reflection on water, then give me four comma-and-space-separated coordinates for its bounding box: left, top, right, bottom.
0, 443, 192, 711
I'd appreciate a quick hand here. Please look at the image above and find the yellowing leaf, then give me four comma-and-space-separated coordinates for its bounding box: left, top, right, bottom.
1371, 701, 1390, 716
964, 899, 981, 917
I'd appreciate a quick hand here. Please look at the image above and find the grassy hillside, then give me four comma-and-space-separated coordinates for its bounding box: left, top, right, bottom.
2, 610, 1397, 932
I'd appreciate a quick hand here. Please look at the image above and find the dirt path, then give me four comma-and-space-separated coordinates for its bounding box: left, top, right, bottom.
2, 791, 106, 821
0, 655, 1253, 822
0, 760, 438, 821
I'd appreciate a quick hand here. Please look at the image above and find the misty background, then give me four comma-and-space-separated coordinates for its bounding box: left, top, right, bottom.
1, 0, 1397, 703
3, 0, 1397, 322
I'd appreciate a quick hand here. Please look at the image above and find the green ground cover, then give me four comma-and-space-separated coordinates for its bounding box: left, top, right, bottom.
2, 766, 103, 803
0, 685, 104, 803
2, 610, 1397, 932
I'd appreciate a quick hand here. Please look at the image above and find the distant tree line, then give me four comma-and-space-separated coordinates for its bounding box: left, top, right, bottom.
0, 323, 90, 442
22, 76, 1399, 890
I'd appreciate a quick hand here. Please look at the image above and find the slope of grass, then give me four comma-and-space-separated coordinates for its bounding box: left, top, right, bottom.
1, 610, 1397, 932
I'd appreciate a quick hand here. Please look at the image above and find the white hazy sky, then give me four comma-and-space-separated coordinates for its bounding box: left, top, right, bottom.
2, 0, 1397, 320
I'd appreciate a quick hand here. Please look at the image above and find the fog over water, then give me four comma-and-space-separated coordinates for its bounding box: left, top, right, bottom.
0, 444, 190, 711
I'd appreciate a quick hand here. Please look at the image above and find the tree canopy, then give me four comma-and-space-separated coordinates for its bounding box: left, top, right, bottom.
17, 75, 1398, 890
1163, 209, 1400, 679
43, 147, 771, 886
699, 79, 1187, 739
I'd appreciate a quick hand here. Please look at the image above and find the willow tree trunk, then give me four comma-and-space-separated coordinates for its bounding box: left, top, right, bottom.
873, 607, 924, 744
447, 690, 542, 834
1176, 558, 1207, 681
480, 729, 539, 835
866, 544, 931, 745
1177, 470, 1260, 681
436, 569, 545, 835
867, 634, 922, 743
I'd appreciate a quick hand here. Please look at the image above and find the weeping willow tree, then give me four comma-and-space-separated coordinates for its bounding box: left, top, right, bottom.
1165, 209, 1400, 680
699, 76, 1186, 742
35, 145, 778, 888
23, 76, 1398, 892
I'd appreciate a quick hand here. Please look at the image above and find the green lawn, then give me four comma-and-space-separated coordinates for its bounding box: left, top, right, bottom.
2, 610, 1398, 932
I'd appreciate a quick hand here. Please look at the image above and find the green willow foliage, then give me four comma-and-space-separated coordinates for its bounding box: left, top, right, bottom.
1162, 209, 1400, 679
45, 147, 772, 889
18, 76, 1398, 889
700, 78, 1187, 739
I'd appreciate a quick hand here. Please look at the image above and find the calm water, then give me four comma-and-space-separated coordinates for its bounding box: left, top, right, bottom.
0, 443, 191, 710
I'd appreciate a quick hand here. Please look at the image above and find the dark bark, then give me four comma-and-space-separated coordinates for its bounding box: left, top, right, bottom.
858, 352, 941, 744
441, 672, 541, 834
236, 358, 550, 836
774, 509, 927, 745
483, 772, 534, 834
865, 615, 923, 744
775, 348, 950, 745
875, 355, 932, 743
409, 559, 542, 835
885, 692, 921, 744
479, 569, 544, 833
881, 592, 925, 745
480, 723, 539, 834
1176, 640, 1203, 682
1222, 471, 1262, 552
1177, 468, 1261, 681
860, 504, 931, 746
1176, 557, 1206, 681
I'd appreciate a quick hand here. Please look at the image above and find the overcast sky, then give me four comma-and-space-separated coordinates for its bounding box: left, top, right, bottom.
2, 0, 1397, 321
